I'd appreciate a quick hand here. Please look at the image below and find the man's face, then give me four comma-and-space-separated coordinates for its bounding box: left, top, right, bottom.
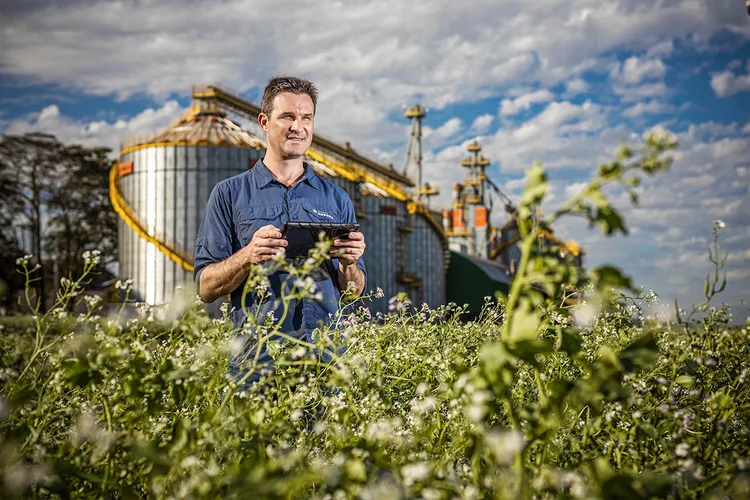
259, 92, 315, 160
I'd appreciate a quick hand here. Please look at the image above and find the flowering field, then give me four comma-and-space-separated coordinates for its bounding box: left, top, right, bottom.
1, 132, 749, 499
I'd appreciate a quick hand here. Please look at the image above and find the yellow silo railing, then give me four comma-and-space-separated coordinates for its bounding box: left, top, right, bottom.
305, 149, 410, 202
109, 163, 195, 272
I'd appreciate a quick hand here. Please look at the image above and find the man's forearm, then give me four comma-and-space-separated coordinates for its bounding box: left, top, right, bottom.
337, 262, 365, 297
199, 251, 252, 303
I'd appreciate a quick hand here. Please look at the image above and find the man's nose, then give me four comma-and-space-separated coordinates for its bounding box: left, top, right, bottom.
290, 118, 301, 132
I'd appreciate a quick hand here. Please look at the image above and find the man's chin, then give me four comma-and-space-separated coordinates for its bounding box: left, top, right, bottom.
283, 144, 310, 157
280, 149, 307, 160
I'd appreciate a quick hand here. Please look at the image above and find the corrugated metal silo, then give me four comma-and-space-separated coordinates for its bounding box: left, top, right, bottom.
116, 104, 263, 304
408, 209, 447, 309
357, 195, 410, 314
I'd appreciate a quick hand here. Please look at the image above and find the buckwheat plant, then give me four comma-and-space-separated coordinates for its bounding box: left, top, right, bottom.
1, 132, 748, 499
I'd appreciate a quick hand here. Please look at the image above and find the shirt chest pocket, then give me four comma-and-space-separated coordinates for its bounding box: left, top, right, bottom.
295, 203, 341, 223
236, 205, 283, 246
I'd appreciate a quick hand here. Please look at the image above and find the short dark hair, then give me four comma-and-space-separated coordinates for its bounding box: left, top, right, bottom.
260, 76, 318, 116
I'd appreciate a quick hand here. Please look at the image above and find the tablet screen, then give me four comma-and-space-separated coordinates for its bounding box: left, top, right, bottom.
282, 222, 360, 258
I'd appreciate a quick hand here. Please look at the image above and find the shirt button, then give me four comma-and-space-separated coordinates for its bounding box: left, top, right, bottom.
293, 215, 298, 220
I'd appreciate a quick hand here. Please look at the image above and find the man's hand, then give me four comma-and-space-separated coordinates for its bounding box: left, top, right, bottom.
198, 224, 286, 302
332, 231, 366, 267
333, 231, 366, 298
240, 224, 287, 265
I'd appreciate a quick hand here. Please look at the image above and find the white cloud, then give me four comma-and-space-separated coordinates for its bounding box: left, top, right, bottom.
613, 56, 667, 84
609, 54, 670, 106
565, 78, 589, 95
3, 101, 183, 155
679, 174, 716, 189
646, 40, 674, 58
470, 114, 494, 132
613, 81, 669, 102
1, 0, 747, 115
499, 89, 555, 117
435, 117, 463, 138
422, 117, 464, 145
623, 100, 671, 118
711, 61, 750, 97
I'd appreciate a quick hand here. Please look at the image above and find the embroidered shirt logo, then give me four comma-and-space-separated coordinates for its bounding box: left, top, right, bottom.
312, 209, 334, 220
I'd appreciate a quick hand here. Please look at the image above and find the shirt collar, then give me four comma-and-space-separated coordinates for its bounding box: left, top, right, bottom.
254, 157, 320, 190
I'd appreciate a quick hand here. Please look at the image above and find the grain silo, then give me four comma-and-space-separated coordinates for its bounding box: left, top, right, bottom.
112, 102, 263, 304
111, 85, 448, 313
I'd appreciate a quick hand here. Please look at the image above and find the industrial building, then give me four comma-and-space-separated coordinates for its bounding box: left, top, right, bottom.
111, 84, 581, 316
112, 86, 447, 314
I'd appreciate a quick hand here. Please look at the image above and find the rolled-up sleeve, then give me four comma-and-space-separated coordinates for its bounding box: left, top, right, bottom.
194, 183, 234, 287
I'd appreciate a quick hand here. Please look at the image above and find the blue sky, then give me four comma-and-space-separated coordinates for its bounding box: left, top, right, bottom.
1, 0, 749, 319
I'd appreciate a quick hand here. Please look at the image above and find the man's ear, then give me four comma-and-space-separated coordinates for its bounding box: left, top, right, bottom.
258, 113, 268, 131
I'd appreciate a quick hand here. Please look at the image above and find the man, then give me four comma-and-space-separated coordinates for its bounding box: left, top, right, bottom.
194, 76, 367, 384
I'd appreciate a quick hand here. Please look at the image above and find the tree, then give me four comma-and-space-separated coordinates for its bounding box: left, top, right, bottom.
0, 133, 67, 311
45, 145, 117, 281
0, 133, 118, 313
0, 152, 25, 312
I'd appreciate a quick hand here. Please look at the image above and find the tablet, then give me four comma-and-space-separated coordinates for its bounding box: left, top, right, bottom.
281, 222, 360, 258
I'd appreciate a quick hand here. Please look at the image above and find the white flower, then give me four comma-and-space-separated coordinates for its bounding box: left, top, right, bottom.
485, 430, 525, 465
375, 287, 385, 298
82, 249, 101, 266
644, 125, 677, 145
115, 279, 133, 291
675, 442, 689, 457
465, 404, 486, 423
180, 456, 201, 469
84, 295, 102, 309
714, 220, 726, 229
401, 462, 430, 486
411, 396, 437, 415
15, 254, 34, 267
572, 303, 599, 328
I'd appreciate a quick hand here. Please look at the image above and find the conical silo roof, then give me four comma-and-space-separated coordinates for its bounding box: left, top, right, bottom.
120, 101, 264, 151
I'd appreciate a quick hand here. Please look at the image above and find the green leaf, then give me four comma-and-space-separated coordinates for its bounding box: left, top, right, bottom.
507, 299, 540, 344
618, 332, 658, 373
589, 265, 634, 293
519, 162, 548, 207
638, 422, 658, 440
168, 418, 190, 454
559, 327, 583, 356
684, 359, 700, 375
675, 375, 694, 389
598, 161, 622, 181
62, 357, 96, 388
479, 342, 516, 388
507, 339, 553, 364
595, 206, 628, 235
601, 474, 640, 499
346, 459, 367, 482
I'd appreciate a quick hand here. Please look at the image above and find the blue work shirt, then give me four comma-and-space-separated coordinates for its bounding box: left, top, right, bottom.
194, 159, 366, 380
